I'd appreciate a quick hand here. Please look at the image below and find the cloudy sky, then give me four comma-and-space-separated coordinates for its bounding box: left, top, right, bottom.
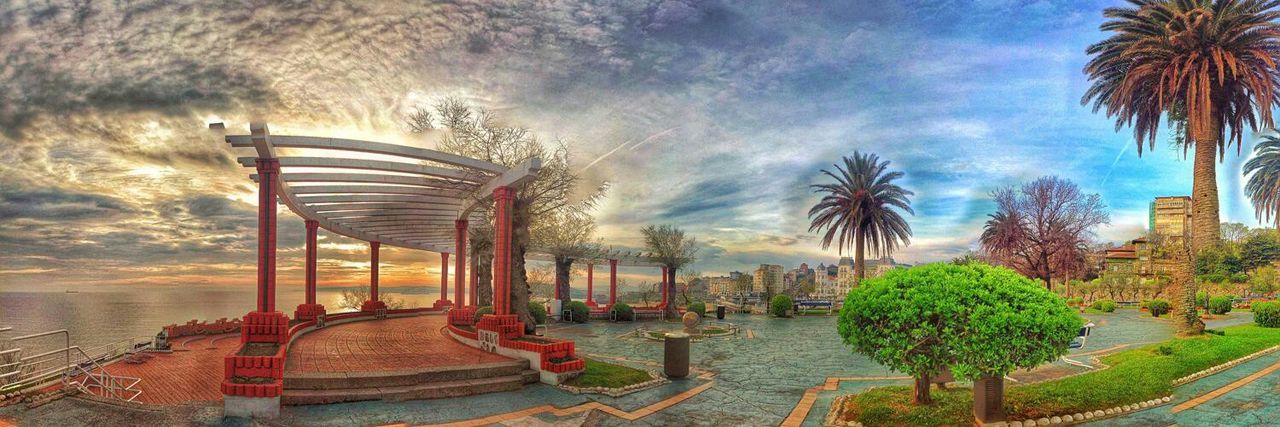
0, 0, 1270, 292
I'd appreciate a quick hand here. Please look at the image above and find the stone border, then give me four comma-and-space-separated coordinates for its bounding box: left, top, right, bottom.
556, 369, 670, 398
985, 396, 1172, 427
1172, 344, 1280, 386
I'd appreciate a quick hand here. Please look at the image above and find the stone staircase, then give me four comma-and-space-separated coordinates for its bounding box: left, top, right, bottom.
281, 360, 539, 405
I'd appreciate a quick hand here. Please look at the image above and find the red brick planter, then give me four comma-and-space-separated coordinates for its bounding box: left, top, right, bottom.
293, 303, 326, 321
241, 311, 290, 344
223, 342, 287, 398
449, 307, 478, 326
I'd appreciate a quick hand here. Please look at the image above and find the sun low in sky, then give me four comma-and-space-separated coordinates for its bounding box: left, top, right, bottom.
0, 0, 1267, 290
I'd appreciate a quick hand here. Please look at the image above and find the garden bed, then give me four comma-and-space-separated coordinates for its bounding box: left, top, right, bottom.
829, 324, 1280, 426
236, 342, 279, 357
559, 358, 668, 397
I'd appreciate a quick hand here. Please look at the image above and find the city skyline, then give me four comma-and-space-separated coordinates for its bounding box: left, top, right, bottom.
2, 0, 1277, 291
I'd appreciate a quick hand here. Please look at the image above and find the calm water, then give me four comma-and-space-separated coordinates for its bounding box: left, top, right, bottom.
0, 286, 444, 351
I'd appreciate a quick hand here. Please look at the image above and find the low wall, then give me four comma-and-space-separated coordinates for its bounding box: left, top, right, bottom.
164, 318, 241, 338
446, 308, 584, 384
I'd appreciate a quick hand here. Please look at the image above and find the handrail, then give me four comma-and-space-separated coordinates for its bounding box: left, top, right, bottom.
1, 329, 147, 401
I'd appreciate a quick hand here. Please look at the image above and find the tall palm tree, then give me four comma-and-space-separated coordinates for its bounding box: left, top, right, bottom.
807, 152, 914, 285
1082, 0, 1280, 255
1244, 134, 1280, 227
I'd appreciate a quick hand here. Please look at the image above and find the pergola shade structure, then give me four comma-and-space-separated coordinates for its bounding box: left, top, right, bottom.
227, 126, 540, 252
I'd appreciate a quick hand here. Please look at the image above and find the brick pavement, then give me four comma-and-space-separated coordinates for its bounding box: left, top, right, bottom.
285, 315, 514, 374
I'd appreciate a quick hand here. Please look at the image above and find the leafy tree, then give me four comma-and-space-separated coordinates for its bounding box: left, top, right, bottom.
1083, 0, 1280, 254
980, 176, 1109, 290
1196, 246, 1245, 275
838, 263, 1081, 405
1221, 222, 1253, 244
679, 269, 703, 304
808, 152, 914, 284
1241, 231, 1280, 271
1250, 266, 1280, 296
640, 224, 698, 318
532, 208, 601, 305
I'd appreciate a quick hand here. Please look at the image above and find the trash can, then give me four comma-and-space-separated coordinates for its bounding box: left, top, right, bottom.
715, 305, 726, 320
664, 332, 690, 378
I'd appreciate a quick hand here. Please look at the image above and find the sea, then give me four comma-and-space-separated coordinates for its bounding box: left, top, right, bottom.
0, 286, 445, 351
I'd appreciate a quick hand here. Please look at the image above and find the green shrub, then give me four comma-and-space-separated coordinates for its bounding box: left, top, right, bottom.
770, 294, 794, 317
1196, 291, 1210, 308
610, 303, 635, 321
1156, 345, 1174, 356
1254, 301, 1280, 328
473, 305, 494, 324
566, 301, 590, 323
1146, 299, 1171, 317
528, 301, 548, 324
686, 301, 706, 316
1091, 299, 1116, 312
1067, 297, 1084, 305
1209, 296, 1234, 315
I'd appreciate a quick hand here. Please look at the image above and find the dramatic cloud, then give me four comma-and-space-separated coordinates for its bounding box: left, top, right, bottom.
0, 0, 1263, 290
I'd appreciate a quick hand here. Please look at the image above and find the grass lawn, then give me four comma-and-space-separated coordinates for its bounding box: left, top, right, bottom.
835, 324, 1280, 426
564, 358, 653, 389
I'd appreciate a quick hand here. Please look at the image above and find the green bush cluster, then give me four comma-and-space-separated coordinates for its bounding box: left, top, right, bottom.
1209, 296, 1234, 315
770, 294, 794, 317
1195, 291, 1210, 308
1066, 297, 1084, 305
566, 301, 590, 323
1091, 299, 1117, 312
610, 303, 635, 321
473, 305, 494, 323
528, 301, 548, 324
686, 301, 706, 316
1254, 301, 1280, 328
1146, 299, 1171, 317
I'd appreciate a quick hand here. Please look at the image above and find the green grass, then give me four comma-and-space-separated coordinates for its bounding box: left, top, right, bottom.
838, 324, 1280, 426
564, 358, 653, 389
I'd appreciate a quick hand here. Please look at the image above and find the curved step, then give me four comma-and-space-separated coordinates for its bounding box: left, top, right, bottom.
281, 370, 540, 405
284, 359, 531, 390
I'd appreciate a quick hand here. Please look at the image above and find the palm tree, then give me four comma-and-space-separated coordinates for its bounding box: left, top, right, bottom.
640, 224, 698, 318
807, 152, 914, 284
1245, 134, 1280, 228
1082, 0, 1280, 255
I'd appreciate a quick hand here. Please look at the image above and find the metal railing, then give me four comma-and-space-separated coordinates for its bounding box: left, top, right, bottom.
0, 328, 145, 401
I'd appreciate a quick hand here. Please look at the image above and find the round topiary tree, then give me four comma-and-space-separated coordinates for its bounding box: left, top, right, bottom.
838, 263, 1082, 405
687, 301, 706, 316
1147, 299, 1172, 317
566, 301, 590, 323
1208, 296, 1233, 315
1091, 299, 1116, 312
770, 294, 794, 317
1254, 301, 1280, 327
611, 303, 635, 321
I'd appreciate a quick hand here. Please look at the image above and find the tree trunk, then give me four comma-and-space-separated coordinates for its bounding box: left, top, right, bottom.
854, 234, 866, 285
511, 197, 535, 333
664, 266, 680, 319
1170, 241, 1206, 336
912, 373, 932, 405
475, 252, 493, 306
1191, 127, 1221, 255
555, 256, 573, 305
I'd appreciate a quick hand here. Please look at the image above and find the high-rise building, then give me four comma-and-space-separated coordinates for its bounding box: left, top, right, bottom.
1150, 196, 1192, 240
753, 264, 784, 294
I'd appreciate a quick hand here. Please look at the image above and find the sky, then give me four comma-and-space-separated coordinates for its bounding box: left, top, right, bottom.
0, 0, 1273, 292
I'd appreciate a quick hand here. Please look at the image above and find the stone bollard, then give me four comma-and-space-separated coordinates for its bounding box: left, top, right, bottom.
974, 374, 1007, 423
664, 332, 690, 378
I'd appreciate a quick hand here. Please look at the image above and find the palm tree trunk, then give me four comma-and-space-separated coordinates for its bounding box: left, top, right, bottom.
854, 233, 866, 286
1191, 133, 1221, 254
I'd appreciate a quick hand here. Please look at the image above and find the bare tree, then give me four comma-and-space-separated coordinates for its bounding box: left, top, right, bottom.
532, 208, 602, 304
980, 176, 1110, 290
640, 224, 698, 318
415, 98, 607, 332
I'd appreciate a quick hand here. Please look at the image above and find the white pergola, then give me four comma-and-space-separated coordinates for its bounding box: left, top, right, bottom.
225, 124, 540, 253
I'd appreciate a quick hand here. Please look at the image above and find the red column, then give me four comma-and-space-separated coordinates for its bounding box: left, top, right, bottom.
255, 159, 280, 313
434, 252, 452, 309
493, 187, 514, 315
362, 241, 386, 312
454, 220, 467, 306
609, 259, 618, 306
585, 263, 596, 307
661, 266, 669, 308
294, 219, 325, 321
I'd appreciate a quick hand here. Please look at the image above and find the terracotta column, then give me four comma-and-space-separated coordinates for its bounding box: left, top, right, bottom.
493, 187, 514, 315
586, 263, 596, 307
661, 266, 669, 307
454, 220, 467, 306
609, 259, 618, 306
361, 241, 386, 312
435, 252, 452, 308
294, 219, 325, 321
255, 158, 280, 313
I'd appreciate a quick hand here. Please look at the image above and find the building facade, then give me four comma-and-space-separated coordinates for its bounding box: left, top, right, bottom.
753, 264, 784, 295
1150, 196, 1192, 241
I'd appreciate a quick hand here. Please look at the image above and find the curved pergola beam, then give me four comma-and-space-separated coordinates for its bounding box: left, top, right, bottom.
237, 157, 487, 183
297, 194, 462, 205
290, 185, 471, 198
227, 134, 508, 173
